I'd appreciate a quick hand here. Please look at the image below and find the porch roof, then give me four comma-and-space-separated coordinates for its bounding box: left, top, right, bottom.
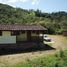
0, 24, 47, 31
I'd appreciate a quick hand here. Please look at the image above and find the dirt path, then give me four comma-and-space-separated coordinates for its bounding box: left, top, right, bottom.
0, 35, 67, 67
49, 35, 67, 50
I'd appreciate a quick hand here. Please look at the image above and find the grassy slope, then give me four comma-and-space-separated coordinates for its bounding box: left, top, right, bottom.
12, 50, 67, 67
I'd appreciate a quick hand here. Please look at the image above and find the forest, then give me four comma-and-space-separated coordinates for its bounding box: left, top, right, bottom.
0, 3, 67, 34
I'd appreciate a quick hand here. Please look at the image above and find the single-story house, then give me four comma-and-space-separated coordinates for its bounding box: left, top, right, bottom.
0, 24, 47, 44
63, 29, 67, 36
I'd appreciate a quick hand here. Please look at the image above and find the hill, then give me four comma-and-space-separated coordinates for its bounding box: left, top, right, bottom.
0, 3, 67, 34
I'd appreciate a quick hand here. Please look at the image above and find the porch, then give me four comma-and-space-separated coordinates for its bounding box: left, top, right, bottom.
16, 30, 45, 42
0, 41, 54, 55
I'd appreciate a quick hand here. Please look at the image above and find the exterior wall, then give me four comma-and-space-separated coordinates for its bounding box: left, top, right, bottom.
31, 33, 39, 41
0, 31, 16, 44
17, 31, 43, 41
17, 32, 27, 41
2, 31, 11, 36
31, 31, 43, 41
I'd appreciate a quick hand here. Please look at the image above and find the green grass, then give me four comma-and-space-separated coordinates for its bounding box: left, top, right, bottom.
12, 50, 67, 67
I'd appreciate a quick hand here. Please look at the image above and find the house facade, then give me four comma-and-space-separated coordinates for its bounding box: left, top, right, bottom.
0, 24, 47, 44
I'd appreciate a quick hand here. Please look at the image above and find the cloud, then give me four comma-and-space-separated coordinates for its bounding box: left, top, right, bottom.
7, 0, 29, 7
7, 0, 29, 3
32, 0, 40, 5
7, 0, 17, 3
20, 0, 29, 3
0, 0, 40, 7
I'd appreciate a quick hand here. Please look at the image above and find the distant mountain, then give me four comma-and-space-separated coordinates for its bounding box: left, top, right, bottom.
0, 3, 67, 34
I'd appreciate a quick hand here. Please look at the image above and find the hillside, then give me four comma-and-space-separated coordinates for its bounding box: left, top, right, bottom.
0, 3, 67, 34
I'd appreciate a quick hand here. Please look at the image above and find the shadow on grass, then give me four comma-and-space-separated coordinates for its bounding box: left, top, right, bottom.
0, 41, 55, 56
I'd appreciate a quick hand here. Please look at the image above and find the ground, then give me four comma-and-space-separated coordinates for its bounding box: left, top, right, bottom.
49, 35, 67, 50
0, 35, 67, 67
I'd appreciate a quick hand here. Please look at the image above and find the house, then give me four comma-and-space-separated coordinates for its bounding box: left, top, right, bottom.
0, 24, 47, 44
63, 29, 67, 36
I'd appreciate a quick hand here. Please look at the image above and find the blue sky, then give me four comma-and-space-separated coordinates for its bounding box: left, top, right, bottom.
0, 0, 67, 13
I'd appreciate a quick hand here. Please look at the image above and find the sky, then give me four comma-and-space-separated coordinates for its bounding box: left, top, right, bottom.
0, 0, 67, 13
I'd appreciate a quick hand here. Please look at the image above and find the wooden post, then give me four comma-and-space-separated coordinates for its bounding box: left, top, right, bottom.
42, 30, 45, 41
27, 30, 31, 41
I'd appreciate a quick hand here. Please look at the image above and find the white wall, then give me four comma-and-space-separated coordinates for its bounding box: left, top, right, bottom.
0, 31, 16, 44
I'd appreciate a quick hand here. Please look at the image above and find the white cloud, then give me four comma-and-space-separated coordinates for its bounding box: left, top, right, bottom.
32, 0, 36, 5
0, 0, 8, 4
7, 0, 29, 7
32, 0, 40, 5
20, 0, 29, 3
7, 0, 29, 3
0, 0, 40, 7
7, 0, 17, 3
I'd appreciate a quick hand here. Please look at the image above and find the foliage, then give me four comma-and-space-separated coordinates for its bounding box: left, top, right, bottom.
0, 3, 67, 34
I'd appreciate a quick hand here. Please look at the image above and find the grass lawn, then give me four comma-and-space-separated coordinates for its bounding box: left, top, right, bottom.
5, 50, 67, 67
